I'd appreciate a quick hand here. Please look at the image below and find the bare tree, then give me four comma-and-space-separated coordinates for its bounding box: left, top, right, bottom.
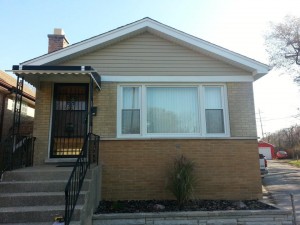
262, 125, 300, 159
265, 15, 300, 82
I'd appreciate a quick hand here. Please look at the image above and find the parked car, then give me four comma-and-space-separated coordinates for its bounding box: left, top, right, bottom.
276, 150, 288, 159
259, 154, 268, 177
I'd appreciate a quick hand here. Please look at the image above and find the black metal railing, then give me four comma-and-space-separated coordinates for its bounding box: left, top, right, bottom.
64, 132, 100, 225
0, 135, 36, 179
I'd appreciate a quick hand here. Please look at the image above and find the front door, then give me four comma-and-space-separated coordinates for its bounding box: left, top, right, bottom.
50, 84, 89, 158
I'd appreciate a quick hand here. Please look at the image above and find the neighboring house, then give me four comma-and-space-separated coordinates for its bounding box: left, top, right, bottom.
258, 141, 276, 160
0, 70, 35, 141
11, 18, 269, 201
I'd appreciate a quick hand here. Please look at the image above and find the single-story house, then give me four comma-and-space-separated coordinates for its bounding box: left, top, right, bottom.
258, 141, 276, 160
11, 18, 269, 201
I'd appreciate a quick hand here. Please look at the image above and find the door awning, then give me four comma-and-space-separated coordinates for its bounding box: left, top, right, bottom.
8, 65, 101, 90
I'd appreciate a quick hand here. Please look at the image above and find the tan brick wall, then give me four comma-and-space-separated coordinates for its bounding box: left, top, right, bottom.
227, 82, 257, 137
30, 82, 258, 160
100, 139, 262, 201
94, 82, 257, 138
32, 82, 52, 165
93, 82, 117, 138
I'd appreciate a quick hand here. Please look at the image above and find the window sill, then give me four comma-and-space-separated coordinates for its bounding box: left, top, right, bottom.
102, 136, 258, 141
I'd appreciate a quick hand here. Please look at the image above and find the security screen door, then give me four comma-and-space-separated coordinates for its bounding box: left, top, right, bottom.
50, 84, 88, 158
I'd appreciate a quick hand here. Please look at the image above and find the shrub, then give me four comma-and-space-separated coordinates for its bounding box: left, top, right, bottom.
167, 155, 196, 209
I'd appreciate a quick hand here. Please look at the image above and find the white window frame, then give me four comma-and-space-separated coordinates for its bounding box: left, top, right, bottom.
117, 83, 230, 138
201, 85, 229, 137
117, 85, 142, 138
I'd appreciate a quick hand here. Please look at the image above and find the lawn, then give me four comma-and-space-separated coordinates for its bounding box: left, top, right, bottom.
288, 160, 300, 167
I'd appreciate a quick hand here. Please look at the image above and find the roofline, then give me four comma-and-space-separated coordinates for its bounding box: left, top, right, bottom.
20, 17, 270, 77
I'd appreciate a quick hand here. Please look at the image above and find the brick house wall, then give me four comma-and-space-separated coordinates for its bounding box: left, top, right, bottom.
93, 82, 117, 138
227, 82, 257, 137
32, 81, 262, 200
100, 139, 261, 200
32, 82, 52, 165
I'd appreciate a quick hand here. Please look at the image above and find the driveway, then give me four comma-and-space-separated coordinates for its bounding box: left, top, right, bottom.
262, 160, 300, 223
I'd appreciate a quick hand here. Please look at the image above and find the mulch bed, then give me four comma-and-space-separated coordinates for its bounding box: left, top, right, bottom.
95, 200, 277, 214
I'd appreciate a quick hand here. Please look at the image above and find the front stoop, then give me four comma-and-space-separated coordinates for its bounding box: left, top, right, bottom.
0, 164, 101, 225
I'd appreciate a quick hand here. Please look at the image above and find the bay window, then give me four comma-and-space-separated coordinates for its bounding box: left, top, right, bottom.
118, 84, 228, 137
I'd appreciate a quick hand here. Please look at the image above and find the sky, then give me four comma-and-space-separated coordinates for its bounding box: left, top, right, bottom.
1, 0, 300, 137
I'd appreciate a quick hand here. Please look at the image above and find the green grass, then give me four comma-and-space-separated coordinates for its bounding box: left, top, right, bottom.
288, 160, 300, 167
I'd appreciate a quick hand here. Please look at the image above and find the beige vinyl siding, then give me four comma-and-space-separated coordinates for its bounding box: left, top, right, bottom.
62, 32, 250, 76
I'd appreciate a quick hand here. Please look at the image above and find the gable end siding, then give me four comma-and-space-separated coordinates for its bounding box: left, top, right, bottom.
61, 32, 251, 76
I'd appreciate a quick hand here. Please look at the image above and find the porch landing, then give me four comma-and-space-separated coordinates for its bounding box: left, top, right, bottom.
0, 164, 100, 225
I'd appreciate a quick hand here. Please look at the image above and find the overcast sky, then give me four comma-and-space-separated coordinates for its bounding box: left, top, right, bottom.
1, 0, 300, 137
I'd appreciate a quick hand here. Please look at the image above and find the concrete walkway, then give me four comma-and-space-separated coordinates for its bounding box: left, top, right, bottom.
262, 160, 300, 224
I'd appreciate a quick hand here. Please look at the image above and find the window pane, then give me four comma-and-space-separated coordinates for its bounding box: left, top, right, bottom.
122, 109, 140, 134
147, 87, 199, 133
205, 87, 222, 109
205, 86, 225, 134
123, 87, 139, 109
122, 87, 140, 134
206, 109, 224, 133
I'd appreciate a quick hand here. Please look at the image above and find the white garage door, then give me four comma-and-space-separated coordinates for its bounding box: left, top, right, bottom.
259, 147, 272, 160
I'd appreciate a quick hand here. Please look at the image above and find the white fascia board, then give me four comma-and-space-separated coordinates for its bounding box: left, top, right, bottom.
101, 75, 254, 83
21, 18, 269, 77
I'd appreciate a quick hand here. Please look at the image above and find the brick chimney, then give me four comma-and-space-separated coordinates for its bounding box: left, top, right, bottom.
47, 28, 69, 53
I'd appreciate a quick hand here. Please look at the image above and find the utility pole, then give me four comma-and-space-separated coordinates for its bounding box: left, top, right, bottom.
258, 109, 264, 139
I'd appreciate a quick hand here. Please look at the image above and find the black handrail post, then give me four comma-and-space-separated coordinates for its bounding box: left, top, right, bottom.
64, 132, 100, 225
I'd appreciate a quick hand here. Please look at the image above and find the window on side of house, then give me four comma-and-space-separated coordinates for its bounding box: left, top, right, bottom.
118, 84, 228, 137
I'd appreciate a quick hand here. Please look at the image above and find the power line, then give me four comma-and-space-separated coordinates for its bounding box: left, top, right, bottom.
256, 115, 298, 122
255, 113, 300, 122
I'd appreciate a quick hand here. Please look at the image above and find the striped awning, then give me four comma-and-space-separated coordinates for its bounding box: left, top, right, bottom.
7, 65, 101, 90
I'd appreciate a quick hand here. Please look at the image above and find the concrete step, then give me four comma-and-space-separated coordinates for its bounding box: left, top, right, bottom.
0, 165, 98, 224
0, 205, 82, 223
0, 179, 91, 193
0, 222, 80, 225
0, 191, 87, 207
2, 166, 93, 181
0, 223, 54, 225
